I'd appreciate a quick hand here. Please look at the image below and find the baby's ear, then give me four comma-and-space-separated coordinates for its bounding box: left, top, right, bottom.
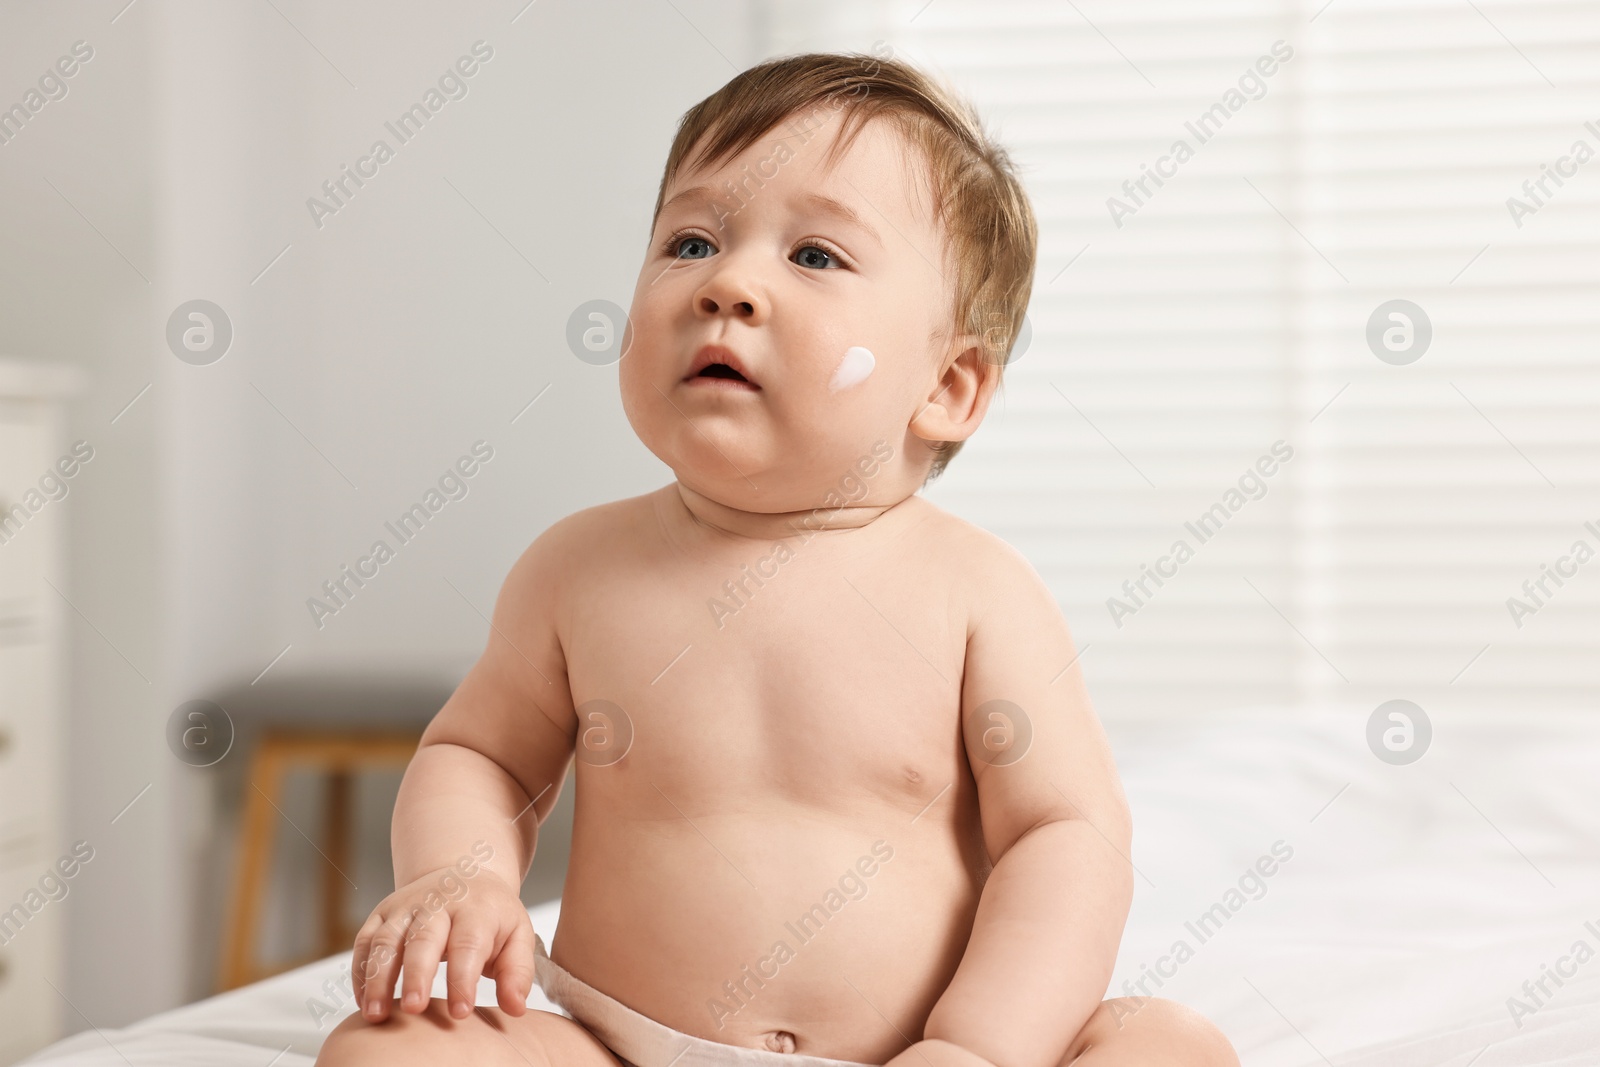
908, 332, 1000, 445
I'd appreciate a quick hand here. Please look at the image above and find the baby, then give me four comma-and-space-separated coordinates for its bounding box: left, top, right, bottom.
317, 51, 1237, 1067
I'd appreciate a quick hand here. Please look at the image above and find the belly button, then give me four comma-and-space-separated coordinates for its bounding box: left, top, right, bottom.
764, 1031, 797, 1053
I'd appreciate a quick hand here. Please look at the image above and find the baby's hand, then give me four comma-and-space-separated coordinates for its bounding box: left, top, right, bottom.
350, 864, 535, 1023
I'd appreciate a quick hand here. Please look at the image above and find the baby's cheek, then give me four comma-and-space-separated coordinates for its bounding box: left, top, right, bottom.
827, 346, 875, 391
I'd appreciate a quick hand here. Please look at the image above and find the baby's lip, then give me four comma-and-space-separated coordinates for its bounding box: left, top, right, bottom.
684, 344, 759, 387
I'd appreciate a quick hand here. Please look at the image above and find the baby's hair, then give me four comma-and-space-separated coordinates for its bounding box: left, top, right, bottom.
651, 49, 1039, 483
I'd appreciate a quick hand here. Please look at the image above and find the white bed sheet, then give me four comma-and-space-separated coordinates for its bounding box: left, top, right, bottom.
1105, 707, 1600, 1066
21, 707, 1600, 1066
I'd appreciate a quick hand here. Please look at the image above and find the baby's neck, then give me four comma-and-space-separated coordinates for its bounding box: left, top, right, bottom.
670, 481, 908, 543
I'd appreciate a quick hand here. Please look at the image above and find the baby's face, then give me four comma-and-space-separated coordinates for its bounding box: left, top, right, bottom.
620, 107, 967, 512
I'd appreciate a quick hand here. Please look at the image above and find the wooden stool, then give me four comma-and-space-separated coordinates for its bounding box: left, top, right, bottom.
218, 730, 420, 991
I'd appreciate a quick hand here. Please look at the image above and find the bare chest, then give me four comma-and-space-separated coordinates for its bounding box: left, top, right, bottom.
560, 525, 971, 815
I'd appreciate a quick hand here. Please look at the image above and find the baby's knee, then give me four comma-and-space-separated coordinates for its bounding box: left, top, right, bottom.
315, 999, 545, 1067
1075, 997, 1238, 1066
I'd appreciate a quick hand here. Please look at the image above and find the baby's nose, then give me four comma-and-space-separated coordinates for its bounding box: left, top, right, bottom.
698, 293, 756, 318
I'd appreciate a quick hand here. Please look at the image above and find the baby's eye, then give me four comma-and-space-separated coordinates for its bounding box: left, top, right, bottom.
793, 242, 845, 270
666, 233, 715, 260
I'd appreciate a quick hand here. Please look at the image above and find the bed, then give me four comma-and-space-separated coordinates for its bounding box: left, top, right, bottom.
22, 707, 1600, 1066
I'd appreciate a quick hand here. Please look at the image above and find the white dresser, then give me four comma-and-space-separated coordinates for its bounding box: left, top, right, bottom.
0, 360, 87, 1065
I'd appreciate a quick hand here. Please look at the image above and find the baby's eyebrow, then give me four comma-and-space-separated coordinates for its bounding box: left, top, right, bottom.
660, 185, 883, 249
659, 184, 718, 217
799, 192, 883, 249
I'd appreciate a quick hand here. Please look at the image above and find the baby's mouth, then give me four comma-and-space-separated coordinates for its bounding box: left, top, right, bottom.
693, 362, 749, 383
683, 364, 760, 392
681, 347, 761, 391
683, 344, 760, 389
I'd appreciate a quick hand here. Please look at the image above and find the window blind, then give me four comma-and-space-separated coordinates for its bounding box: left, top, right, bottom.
759, 0, 1600, 716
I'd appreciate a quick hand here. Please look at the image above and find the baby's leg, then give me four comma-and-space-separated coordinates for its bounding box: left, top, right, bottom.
315, 998, 624, 1067
1062, 997, 1238, 1066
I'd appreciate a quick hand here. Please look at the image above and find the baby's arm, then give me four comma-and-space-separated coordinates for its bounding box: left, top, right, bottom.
352, 530, 579, 1022
909, 542, 1134, 1067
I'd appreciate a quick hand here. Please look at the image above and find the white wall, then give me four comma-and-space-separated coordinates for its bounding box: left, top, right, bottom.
1, 0, 757, 1029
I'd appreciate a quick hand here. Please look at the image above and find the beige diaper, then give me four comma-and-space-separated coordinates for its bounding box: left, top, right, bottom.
532, 932, 877, 1067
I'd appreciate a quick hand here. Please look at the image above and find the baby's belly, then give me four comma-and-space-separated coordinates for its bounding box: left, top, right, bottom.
550, 798, 984, 1063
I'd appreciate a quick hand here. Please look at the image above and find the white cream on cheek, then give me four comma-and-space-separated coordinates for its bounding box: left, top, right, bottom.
828, 346, 875, 392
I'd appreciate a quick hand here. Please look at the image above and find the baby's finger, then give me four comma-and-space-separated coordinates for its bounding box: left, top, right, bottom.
350, 910, 388, 1005
491, 920, 536, 1015
359, 909, 416, 1022
399, 905, 451, 1014
443, 911, 497, 1019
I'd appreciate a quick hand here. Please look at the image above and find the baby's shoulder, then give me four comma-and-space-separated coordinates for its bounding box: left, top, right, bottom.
900, 496, 1045, 603
502, 492, 655, 594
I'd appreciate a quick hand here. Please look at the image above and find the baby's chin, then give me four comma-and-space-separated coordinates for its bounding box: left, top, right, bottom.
667, 437, 908, 519
672, 468, 840, 515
